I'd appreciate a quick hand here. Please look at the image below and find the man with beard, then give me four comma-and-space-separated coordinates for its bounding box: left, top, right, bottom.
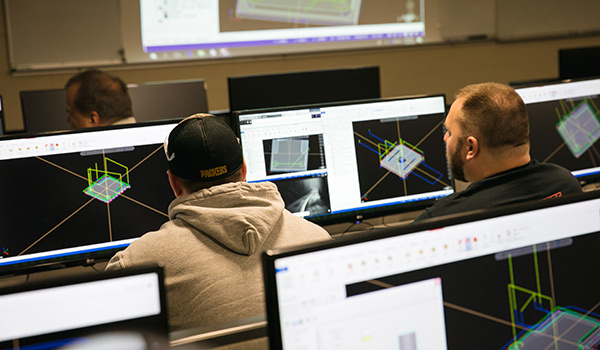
413, 82, 582, 222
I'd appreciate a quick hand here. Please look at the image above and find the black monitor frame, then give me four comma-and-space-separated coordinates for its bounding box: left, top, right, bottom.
234, 94, 452, 226
227, 66, 381, 112
263, 190, 598, 350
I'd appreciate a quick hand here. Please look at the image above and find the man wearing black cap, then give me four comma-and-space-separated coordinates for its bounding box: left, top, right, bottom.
105, 114, 330, 332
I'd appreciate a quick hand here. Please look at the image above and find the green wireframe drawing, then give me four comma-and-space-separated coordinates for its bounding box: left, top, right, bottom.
505, 245, 600, 349
83, 157, 131, 204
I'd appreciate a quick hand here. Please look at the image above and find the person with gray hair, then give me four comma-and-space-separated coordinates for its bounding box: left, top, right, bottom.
414, 82, 582, 222
105, 114, 330, 331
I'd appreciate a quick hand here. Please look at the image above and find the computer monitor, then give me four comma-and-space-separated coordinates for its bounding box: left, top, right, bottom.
127, 79, 209, 122
235, 95, 452, 225
227, 66, 381, 112
263, 191, 599, 349
0, 266, 169, 348
559, 46, 600, 80
515, 77, 600, 187
20, 88, 67, 133
20, 79, 208, 133
0, 120, 180, 275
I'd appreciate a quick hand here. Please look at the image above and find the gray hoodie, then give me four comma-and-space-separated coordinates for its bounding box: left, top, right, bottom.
105, 181, 330, 332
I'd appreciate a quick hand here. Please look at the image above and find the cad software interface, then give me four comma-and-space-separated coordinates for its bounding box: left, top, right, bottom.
237, 96, 452, 219
516, 78, 600, 180
272, 198, 600, 349
0, 123, 177, 269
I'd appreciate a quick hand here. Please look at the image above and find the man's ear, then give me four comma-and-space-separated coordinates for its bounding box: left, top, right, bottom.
89, 111, 101, 126
167, 170, 185, 197
465, 136, 479, 161
240, 159, 247, 181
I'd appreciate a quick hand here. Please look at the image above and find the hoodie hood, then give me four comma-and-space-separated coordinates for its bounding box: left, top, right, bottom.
168, 181, 285, 256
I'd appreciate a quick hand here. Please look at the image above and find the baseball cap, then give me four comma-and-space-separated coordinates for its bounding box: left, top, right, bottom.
164, 114, 243, 181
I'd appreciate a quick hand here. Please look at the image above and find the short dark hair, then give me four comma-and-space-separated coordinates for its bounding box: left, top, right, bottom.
455, 82, 529, 149
65, 69, 133, 123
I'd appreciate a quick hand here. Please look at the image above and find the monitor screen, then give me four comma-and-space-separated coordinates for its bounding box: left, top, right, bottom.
0, 266, 169, 348
20, 79, 208, 133
515, 77, 600, 187
263, 191, 599, 349
0, 120, 178, 275
228, 66, 381, 112
235, 95, 452, 225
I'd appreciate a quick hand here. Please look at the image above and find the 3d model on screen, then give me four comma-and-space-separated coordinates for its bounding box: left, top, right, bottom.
355, 128, 445, 201
84, 157, 131, 204
504, 245, 600, 349
270, 137, 310, 172
555, 99, 600, 159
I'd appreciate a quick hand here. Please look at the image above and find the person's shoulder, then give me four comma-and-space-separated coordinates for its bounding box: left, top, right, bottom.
529, 159, 570, 173
413, 185, 489, 223
281, 211, 331, 239
532, 161, 580, 181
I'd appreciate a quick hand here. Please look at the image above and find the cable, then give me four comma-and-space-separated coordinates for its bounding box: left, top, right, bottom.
338, 221, 374, 238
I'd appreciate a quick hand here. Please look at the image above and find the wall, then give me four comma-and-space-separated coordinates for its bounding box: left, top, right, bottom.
1, 4, 600, 132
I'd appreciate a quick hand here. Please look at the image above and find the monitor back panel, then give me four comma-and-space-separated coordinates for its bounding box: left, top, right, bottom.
20, 79, 208, 133
127, 79, 209, 122
228, 66, 381, 112
20, 88, 68, 133
559, 46, 600, 80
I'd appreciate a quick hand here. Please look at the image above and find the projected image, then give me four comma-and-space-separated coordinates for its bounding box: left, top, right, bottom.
345, 233, 600, 349
236, 0, 363, 26
352, 114, 451, 203
528, 96, 600, 174
0, 145, 173, 261
273, 175, 331, 217
219, 0, 422, 31
263, 134, 326, 176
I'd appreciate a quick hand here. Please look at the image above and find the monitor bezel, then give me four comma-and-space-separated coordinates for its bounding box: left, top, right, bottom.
233, 94, 451, 226
262, 190, 596, 350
